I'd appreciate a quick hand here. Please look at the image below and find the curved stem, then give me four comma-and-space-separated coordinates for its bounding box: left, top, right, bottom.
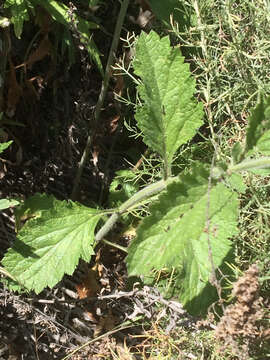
95, 177, 175, 243
101, 238, 128, 253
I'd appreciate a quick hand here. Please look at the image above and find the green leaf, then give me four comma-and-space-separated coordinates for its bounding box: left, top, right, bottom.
231, 141, 244, 164
0, 140, 12, 154
14, 193, 55, 231
34, 0, 103, 75
133, 31, 203, 176
0, 199, 19, 211
0, 17, 10, 28
245, 96, 270, 156
109, 170, 139, 208
245, 168, 270, 176
126, 163, 238, 315
35, 0, 98, 29
109, 170, 140, 225
148, 0, 195, 29
81, 36, 104, 77
227, 173, 247, 194
2, 196, 103, 293
4, 0, 30, 38
59, 27, 76, 67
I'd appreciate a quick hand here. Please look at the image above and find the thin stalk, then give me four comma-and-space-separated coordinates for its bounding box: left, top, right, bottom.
95, 177, 175, 243
61, 320, 137, 360
71, 0, 130, 200
101, 238, 128, 253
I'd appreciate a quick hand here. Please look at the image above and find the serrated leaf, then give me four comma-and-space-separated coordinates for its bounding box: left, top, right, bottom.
2, 196, 103, 293
14, 193, 55, 231
133, 31, 203, 175
126, 164, 238, 314
245, 96, 270, 156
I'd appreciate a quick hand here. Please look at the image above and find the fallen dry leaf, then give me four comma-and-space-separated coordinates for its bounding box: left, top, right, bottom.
75, 268, 101, 299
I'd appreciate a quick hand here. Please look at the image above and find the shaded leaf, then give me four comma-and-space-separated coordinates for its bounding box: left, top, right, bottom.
81, 36, 104, 77
148, 0, 195, 30
231, 141, 244, 164
126, 163, 238, 314
32, 0, 102, 74
245, 96, 270, 156
14, 193, 55, 231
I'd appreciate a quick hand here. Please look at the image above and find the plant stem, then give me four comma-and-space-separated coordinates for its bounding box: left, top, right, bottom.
71, 0, 130, 200
95, 177, 175, 243
101, 238, 128, 253
228, 157, 270, 174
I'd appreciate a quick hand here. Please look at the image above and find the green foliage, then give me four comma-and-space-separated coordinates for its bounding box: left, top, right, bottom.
0, 140, 19, 211
3, 0, 103, 74
228, 96, 270, 174
2, 194, 103, 293
1, 29, 270, 317
148, 0, 196, 30
245, 96, 270, 156
14, 193, 55, 231
133, 31, 203, 178
126, 164, 239, 314
0, 140, 13, 154
109, 170, 139, 208
0, 199, 19, 211
171, 0, 270, 151
3, 0, 32, 38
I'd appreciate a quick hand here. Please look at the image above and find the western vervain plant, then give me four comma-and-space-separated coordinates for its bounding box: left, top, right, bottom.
1, 29, 270, 316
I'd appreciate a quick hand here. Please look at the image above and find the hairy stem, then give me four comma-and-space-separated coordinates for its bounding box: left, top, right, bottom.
71, 0, 130, 200
228, 157, 270, 173
95, 177, 175, 243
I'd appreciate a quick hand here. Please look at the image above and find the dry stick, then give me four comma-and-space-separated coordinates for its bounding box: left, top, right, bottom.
61, 322, 136, 360
71, 0, 130, 200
